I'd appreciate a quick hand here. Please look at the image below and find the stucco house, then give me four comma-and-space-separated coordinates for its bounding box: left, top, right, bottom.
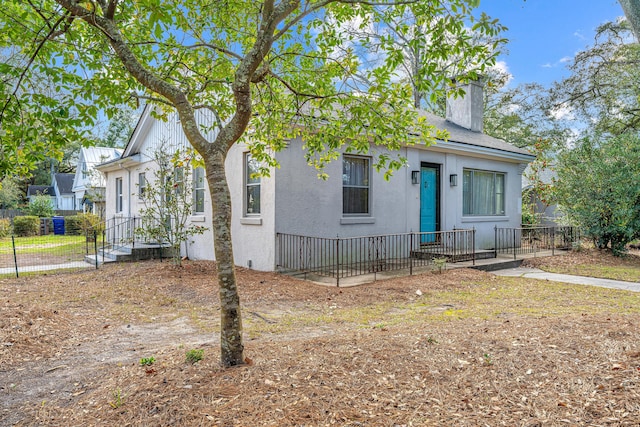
97, 81, 535, 271
72, 146, 122, 217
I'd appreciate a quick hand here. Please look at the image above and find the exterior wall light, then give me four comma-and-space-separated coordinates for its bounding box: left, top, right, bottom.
449, 174, 458, 186
411, 170, 420, 185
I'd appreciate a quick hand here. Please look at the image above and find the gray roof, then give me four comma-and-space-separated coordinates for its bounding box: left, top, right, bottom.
27, 185, 54, 197
54, 173, 75, 194
421, 112, 533, 157
82, 146, 122, 164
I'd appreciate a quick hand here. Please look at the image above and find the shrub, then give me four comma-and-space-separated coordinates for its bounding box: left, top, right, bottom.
63, 216, 83, 236
26, 194, 55, 218
13, 216, 39, 236
0, 218, 11, 238
65, 213, 105, 237
77, 212, 105, 235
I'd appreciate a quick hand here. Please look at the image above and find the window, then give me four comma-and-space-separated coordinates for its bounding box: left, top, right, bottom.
245, 153, 260, 215
343, 155, 370, 215
115, 177, 123, 213
138, 172, 146, 199
463, 169, 505, 216
193, 166, 205, 214
174, 167, 184, 195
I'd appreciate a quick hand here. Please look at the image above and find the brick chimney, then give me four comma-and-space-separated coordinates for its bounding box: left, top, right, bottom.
445, 79, 484, 133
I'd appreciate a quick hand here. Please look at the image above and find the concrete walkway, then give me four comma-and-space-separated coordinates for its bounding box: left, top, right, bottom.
494, 266, 640, 292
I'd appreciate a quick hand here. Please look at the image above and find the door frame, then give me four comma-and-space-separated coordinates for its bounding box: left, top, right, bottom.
419, 162, 441, 233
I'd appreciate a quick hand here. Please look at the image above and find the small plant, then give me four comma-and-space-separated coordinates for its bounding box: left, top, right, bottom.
109, 389, 125, 409
483, 353, 493, 366
139, 356, 156, 366
426, 336, 438, 344
571, 241, 583, 252
432, 257, 447, 274
185, 348, 204, 364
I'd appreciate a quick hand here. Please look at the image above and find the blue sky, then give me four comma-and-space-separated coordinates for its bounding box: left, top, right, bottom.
479, 0, 625, 87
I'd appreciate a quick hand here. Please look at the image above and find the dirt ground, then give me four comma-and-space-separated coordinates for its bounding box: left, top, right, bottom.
2, 251, 640, 426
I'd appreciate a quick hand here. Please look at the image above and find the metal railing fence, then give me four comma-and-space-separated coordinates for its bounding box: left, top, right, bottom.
495, 226, 580, 259
276, 229, 476, 286
0, 230, 100, 278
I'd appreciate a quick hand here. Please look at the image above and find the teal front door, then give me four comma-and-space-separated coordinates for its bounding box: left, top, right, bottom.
420, 165, 439, 242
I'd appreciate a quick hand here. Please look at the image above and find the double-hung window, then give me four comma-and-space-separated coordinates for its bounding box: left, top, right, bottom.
245, 154, 260, 215
115, 177, 123, 213
193, 166, 205, 214
463, 169, 505, 216
343, 155, 370, 215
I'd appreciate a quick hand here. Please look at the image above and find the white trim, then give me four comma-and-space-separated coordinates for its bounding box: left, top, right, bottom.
461, 216, 510, 223
429, 140, 535, 163
340, 217, 376, 225
240, 217, 262, 225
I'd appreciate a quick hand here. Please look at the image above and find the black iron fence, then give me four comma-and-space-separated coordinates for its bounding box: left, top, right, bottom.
0, 230, 101, 278
495, 226, 580, 259
276, 229, 476, 286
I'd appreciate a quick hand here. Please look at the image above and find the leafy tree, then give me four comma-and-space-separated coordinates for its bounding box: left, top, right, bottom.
549, 20, 640, 136
555, 134, 640, 255
135, 144, 207, 266
0, 176, 23, 209
26, 193, 55, 218
99, 106, 137, 148
2, 0, 503, 367
327, 4, 506, 110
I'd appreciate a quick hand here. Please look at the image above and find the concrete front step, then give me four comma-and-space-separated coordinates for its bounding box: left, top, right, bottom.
95, 244, 176, 262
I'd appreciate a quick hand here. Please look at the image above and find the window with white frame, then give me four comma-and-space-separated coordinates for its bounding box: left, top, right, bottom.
193, 166, 205, 214
342, 155, 370, 215
115, 177, 123, 213
138, 172, 146, 199
174, 167, 184, 195
245, 153, 260, 215
462, 169, 505, 216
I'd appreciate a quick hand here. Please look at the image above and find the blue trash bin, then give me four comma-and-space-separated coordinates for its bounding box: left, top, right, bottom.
52, 216, 65, 235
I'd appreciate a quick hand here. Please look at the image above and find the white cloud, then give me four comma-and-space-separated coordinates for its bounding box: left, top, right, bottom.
541, 63, 553, 68
559, 56, 572, 63
549, 104, 575, 121
573, 30, 586, 40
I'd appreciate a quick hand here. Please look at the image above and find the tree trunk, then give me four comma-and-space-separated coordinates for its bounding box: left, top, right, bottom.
205, 153, 244, 367
619, 0, 640, 41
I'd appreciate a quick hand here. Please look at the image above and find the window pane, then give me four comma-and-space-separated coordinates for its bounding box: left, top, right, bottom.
245, 154, 260, 215
343, 156, 370, 214
495, 173, 505, 215
342, 157, 369, 186
343, 188, 369, 214
462, 169, 506, 216
246, 185, 260, 214
246, 156, 261, 184
462, 170, 472, 215
193, 167, 205, 213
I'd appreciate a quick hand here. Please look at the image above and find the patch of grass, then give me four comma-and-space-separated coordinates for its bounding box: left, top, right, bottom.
245, 276, 640, 338
541, 264, 640, 283
185, 348, 204, 364
0, 235, 87, 256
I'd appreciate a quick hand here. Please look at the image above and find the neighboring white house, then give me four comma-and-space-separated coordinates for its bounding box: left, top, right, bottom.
51, 173, 77, 211
97, 81, 535, 271
72, 146, 122, 217
26, 184, 55, 206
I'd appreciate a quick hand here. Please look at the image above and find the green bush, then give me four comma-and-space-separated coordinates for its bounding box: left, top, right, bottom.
64, 216, 83, 236
26, 194, 55, 218
0, 218, 11, 238
13, 216, 39, 237
64, 213, 105, 236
